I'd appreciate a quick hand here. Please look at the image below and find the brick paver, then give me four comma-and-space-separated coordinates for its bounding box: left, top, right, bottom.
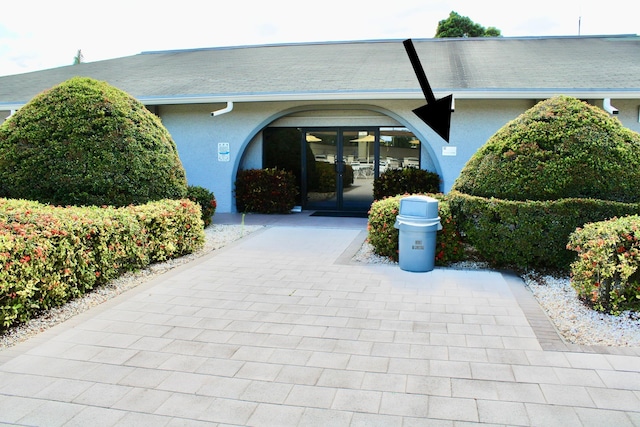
0, 213, 638, 426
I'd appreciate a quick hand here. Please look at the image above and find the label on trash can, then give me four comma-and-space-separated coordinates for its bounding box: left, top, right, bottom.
412, 240, 424, 250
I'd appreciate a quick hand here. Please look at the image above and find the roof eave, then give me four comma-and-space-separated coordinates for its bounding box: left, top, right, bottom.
3, 89, 639, 110
138, 89, 640, 105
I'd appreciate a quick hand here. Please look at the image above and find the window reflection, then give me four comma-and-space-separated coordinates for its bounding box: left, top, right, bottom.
379, 127, 420, 171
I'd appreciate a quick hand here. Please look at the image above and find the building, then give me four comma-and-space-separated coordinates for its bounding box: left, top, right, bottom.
1, 35, 639, 214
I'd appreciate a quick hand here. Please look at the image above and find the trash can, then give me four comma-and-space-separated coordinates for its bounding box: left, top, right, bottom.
394, 195, 442, 272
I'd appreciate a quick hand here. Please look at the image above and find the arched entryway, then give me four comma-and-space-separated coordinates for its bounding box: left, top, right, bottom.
263, 126, 423, 216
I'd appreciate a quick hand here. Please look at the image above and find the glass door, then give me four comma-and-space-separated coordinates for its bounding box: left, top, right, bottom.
303, 128, 378, 213
304, 129, 339, 210
342, 129, 378, 211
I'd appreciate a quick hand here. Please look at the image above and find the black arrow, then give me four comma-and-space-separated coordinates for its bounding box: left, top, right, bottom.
403, 39, 453, 143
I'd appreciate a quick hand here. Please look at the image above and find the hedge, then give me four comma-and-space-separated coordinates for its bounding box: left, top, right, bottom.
373, 168, 440, 200
367, 193, 464, 265
0, 198, 204, 330
448, 191, 640, 270
235, 168, 299, 214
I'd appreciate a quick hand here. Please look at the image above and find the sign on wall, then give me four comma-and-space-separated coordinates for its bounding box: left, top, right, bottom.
442, 146, 457, 156
218, 142, 230, 162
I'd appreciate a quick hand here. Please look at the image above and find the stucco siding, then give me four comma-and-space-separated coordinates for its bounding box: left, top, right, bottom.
608, 99, 640, 134
159, 99, 544, 212
160, 97, 639, 213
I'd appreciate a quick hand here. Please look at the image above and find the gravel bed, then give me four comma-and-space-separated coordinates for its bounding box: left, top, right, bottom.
523, 272, 640, 347
2, 225, 639, 349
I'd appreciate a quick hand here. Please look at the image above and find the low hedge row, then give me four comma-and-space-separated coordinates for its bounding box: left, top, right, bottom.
367, 194, 464, 265
448, 191, 640, 270
567, 215, 640, 315
0, 198, 204, 330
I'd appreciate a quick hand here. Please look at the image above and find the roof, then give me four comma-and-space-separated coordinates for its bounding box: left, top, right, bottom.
1, 35, 639, 109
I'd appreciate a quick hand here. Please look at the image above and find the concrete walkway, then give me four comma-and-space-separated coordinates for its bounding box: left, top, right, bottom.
0, 213, 639, 426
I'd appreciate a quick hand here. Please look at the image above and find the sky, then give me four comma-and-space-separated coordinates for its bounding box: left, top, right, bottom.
1, 0, 638, 76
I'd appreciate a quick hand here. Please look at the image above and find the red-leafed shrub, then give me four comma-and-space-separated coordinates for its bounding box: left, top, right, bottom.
367, 193, 463, 265
235, 168, 299, 214
187, 185, 216, 227
0, 198, 204, 330
567, 215, 640, 315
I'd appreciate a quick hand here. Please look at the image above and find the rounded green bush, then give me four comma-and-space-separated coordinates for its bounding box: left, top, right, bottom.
0, 77, 187, 207
450, 95, 640, 270
452, 96, 640, 202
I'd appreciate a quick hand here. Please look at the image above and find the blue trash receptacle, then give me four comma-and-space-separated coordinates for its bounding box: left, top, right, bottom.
394, 195, 442, 272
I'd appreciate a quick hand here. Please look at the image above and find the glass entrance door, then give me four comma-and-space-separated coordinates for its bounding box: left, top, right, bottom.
303, 128, 378, 213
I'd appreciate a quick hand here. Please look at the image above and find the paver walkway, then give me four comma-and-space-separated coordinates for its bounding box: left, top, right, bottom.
0, 214, 639, 426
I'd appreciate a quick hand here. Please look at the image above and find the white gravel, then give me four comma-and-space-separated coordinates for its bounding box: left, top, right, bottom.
523, 272, 640, 347
2, 225, 639, 349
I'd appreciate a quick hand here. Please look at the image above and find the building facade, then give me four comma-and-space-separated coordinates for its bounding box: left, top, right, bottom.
2, 36, 639, 213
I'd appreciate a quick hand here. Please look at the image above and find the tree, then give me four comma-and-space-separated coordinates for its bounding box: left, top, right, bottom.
73, 49, 84, 65
435, 11, 501, 38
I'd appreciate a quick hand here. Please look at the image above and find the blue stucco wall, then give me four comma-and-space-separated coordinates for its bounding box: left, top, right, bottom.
158, 98, 636, 213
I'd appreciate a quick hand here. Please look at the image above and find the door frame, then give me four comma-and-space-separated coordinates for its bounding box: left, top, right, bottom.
301, 127, 380, 212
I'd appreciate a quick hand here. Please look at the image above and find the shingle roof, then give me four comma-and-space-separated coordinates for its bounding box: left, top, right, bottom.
1, 35, 639, 108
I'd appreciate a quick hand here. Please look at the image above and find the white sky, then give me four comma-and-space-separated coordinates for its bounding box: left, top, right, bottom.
1, 0, 638, 76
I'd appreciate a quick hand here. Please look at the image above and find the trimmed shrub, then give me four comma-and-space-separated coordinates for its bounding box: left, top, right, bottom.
373, 168, 440, 200
0, 198, 204, 330
235, 168, 299, 214
367, 194, 464, 265
449, 191, 640, 270
0, 77, 187, 207
187, 185, 216, 227
567, 216, 640, 315
452, 96, 640, 202
450, 95, 640, 270
129, 199, 205, 262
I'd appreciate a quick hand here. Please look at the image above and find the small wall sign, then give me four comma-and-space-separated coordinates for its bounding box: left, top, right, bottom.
442, 146, 457, 156
218, 142, 230, 162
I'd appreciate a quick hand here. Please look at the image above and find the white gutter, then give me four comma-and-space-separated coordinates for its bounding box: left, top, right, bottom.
138, 90, 640, 106
603, 98, 619, 115
210, 101, 233, 117
7, 91, 636, 111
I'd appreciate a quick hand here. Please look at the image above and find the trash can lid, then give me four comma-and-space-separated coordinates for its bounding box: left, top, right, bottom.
395, 215, 442, 229
399, 195, 439, 219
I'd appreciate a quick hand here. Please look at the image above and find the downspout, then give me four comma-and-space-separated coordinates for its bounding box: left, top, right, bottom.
603, 98, 619, 115
210, 101, 234, 117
